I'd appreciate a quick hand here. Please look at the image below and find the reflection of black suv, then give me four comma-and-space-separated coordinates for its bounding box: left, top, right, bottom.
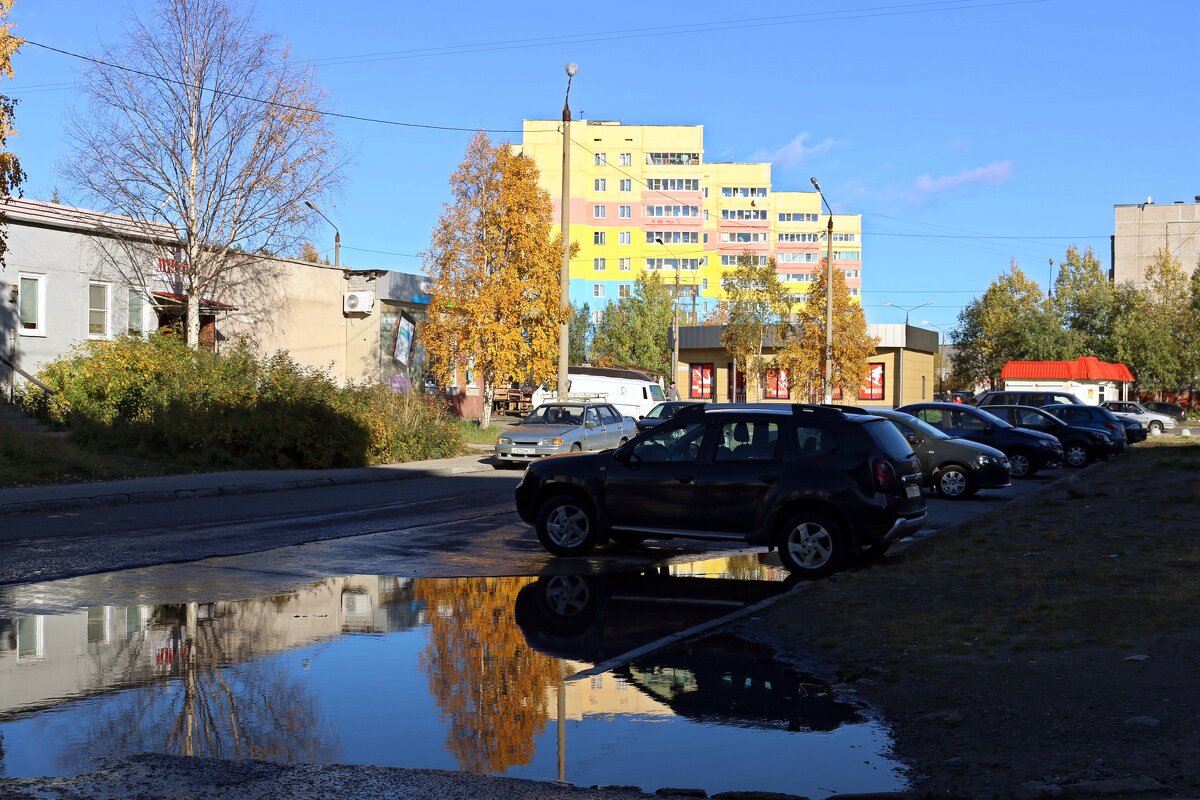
975, 390, 1084, 408
985, 405, 1117, 467
515, 404, 927, 577
897, 402, 1064, 478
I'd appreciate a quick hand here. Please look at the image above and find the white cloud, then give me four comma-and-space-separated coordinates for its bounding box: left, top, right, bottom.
750, 133, 839, 168
910, 160, 1014, 198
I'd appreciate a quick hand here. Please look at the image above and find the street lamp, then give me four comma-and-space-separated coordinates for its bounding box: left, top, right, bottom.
304, 200, 340, 267
810, 177, 834, 404
557, 62, 578, 399
883, 300, 932, 407
655, 237, 682, 388
922, 319, 953, 398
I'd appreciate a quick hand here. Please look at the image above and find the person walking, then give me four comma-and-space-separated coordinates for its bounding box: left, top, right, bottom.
666, 381, 680, 401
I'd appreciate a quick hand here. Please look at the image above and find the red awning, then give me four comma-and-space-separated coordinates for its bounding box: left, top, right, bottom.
151, 292, 238, 312
1000, 356, 1134, 383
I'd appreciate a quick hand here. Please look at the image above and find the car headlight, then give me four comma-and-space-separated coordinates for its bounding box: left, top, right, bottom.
498, 437, 512, 445
539, 437, 564, 447
1040, 438, 1059, 448
977, 454, 999, 465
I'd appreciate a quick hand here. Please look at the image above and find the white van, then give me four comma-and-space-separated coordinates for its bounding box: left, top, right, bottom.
565, 372, 664, 419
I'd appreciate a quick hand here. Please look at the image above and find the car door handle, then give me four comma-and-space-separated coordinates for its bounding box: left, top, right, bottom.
675, 475, 694, 484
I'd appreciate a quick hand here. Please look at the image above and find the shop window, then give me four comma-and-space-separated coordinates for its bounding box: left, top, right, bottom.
764, 369, 789, 400
689, 363, 714, 399
858, 363, 885, 401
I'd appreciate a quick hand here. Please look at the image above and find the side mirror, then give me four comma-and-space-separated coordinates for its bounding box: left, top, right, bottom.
613, 443, 631, 463
638, 415, 645, 420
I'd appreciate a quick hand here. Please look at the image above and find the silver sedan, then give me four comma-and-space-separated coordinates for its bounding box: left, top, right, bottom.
495, 402, 637, 466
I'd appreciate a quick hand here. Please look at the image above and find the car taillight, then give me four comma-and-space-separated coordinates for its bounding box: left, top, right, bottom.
873, 458, 897, 491
1104, 422, 1120, 432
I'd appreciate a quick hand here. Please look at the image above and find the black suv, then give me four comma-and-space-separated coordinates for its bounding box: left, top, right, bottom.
985, 404, 1118, 467
975, 390, 1084, 408
1041, 403, 1129, 452
515, 404, 927, 578
897, 402, 1064, 478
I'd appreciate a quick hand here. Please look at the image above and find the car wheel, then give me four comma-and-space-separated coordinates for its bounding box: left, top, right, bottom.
933, 465, 972, 499
532, 575, 598, 635
570, 443, 583, 452
776, 512, 846, 578
1009, 452, 1034, 478
1149, 421, 1163, 435
535, 494, 599, 557
1064, 443, 1090, 467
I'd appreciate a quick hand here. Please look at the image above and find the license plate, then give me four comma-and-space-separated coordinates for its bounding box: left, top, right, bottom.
512, 447, 534, 455
905, 484, 921, 498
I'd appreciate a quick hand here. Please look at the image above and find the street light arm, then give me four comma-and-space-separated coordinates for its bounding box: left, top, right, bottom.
305, 200, 340, 237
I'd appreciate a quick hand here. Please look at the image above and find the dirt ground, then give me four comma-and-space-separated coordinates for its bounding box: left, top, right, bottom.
735, 437, 1200, 798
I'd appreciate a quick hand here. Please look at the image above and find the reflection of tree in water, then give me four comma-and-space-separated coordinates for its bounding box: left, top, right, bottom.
416, 578, 562, 774
63, 602, 335, 772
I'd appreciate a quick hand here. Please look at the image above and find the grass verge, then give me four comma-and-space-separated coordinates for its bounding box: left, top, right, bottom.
0, 427, 185, 487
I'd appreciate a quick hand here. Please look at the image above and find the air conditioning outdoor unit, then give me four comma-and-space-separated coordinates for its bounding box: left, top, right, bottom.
343, 291, 374, 314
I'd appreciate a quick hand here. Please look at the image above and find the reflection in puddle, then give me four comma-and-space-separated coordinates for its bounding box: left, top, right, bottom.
0, 555, 905, 796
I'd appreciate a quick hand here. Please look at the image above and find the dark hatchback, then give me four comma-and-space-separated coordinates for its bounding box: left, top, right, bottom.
635, 400, 705, 432
897, 402, 1063, 478
515, 404, 927, 578
1143, 401, 1187, 423
985, 404, 1118, 467
1041, 403, 1129, 452
867, 408, 1010, 499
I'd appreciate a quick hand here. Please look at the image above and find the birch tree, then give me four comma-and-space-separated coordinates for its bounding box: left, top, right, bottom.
721, 252, 790, 401
0, 0, 25, 266
422, 131, 567, 428
63, 0, 343, 349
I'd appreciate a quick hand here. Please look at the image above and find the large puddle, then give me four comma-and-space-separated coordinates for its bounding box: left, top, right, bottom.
0, 555, 906, 796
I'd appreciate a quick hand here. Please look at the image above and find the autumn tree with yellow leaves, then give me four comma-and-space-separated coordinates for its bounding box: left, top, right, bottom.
423, 131, 567, 427
777, 261, 875, 402
0, 0, 26, 266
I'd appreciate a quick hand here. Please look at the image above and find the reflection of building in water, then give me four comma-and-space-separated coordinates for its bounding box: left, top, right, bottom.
554, 661, 674, 721
0, 575, 423, 718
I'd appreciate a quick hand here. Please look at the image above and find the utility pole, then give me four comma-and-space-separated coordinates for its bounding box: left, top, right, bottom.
557, 63, 578, 398
811, 178, 835, 404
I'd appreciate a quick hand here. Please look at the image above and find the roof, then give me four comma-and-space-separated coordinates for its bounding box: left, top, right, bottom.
1001, 357, 1134, 383
570, 365, 655, 381
3, 197, 179, 243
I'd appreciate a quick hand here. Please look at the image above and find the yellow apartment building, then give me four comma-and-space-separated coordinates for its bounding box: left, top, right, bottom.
515, 120, 862, 325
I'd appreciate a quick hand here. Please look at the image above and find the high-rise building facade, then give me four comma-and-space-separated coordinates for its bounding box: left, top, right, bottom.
1112, 199, 1200, 285
515, 120, 862, 323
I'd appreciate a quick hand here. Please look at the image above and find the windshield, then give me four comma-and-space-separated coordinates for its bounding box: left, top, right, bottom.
645, 403, 669, 419
522, 405, 583, 426
649, 384, 665, 401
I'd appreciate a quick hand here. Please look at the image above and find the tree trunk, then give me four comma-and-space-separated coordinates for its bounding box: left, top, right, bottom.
186, 293, 201, 350
481, 381, 494, 429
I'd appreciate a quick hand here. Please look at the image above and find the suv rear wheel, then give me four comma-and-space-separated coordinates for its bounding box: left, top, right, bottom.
777, 512, 846, 578
535, 494, 598, 556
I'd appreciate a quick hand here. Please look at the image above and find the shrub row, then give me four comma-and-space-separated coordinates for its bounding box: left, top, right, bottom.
17, 336, 463, 469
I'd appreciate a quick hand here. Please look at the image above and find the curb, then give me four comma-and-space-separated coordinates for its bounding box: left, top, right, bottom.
0, 460, 500, 516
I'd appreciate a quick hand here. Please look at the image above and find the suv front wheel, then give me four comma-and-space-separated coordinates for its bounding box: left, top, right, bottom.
777, 512, 846, 578
535, 494, 599, 556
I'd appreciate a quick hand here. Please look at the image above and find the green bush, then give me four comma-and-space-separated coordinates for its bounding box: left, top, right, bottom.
15, 336, 463, 469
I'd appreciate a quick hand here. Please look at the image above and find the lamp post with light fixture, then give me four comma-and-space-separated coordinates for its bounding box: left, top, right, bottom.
921, 319, 953, 398
304, 200, 339, 267
810, 178, 834, 403
557, 62, 578, 399
655, 237, 683, 386
883, 300, 932, 407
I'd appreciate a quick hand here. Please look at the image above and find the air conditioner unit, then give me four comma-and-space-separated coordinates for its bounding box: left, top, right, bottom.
343, 291, 374, 314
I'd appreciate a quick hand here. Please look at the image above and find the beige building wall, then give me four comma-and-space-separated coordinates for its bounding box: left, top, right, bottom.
1113, 201, 1200, 285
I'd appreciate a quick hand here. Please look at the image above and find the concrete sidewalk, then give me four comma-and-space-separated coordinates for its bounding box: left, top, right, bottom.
0, 452, 502, 516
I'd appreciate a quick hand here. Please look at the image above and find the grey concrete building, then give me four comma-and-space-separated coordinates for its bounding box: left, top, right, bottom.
1112, 198, 1200, 285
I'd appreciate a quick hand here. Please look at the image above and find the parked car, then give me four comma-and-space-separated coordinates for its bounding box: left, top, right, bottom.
975, 390, 1084, 409
1142, 401, 1187, 423
867, 408, 1010, 499
985, 404, 1118, 467
1101, 401, 1177, 435
1117, 416, 1148, 444
1041, 403, 1128, 453
897, 402, 1064, 478
495, 402, 637, 466
635, 401, 705, 432
563, 371, 665, 419
515, 404, 928, 578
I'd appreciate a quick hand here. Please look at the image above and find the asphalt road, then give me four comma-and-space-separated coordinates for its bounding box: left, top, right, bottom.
0, 465, 1062, 614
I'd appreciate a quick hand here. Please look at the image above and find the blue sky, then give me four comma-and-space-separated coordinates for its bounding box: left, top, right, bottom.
8, 0, 1198, 331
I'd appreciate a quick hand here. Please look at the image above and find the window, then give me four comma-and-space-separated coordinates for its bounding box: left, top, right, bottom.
833, 250, 860, 260
719, 231, 767, 243
646, 231, 699, 245
17, 616, 44, 660
593, 284, 605, 298
618, 283, 631, 298
844, 269, 860, 278
594, 231, 606, 245
778, 252, 819, 263
858, 363, 885, 401
619, 152, 632, 166
619, 179, 631, 192
594, 178, 606, 192
618, 204, 631, 218
795, 425, 834, 459
779, 212, 820, 223
689, 363, 714, 399
763, 369, 789, 399
631, 420, 706, 463
599, 405, 621, 424
619, 231, 631, 245
594, 257, 606, 271
88, 282, 110, 337
593, 205, 606, 218
645, 204, 700, 218
721, 255, 769, 266
646, 152, 700, 166
720, 187, 769, 198
646, 178, 701, 192
17, 274, 46, 336
594, 153, 607, 166
127, 289, 146, 336
849, 288, 860, 296
619, 257, 631, 271
702, 278, 708, 290
832, 233, 857, 242
715, 421, 779, 462
646, 257, 702, 271
591, 309, 604, 324
721, 209, 768, 220
778, 232, 820, 242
